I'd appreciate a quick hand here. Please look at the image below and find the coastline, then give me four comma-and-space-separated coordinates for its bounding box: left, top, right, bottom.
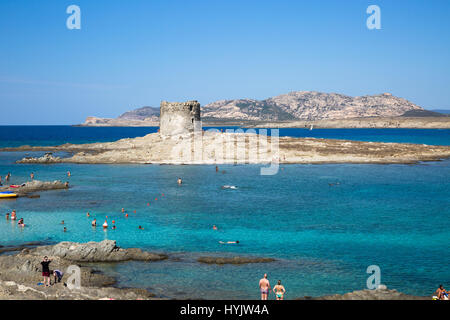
76, 117, 450, 129
3, 131, 450, 165
0, 241, 430, 300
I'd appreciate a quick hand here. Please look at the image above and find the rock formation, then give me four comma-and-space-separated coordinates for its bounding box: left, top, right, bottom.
202, 91, 424, 121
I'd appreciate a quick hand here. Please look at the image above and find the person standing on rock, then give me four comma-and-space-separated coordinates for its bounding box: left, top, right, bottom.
259, 274, 271, 300
41, 256, 52, 287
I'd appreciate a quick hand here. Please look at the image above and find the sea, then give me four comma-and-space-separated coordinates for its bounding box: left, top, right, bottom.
0, 126, 449, 299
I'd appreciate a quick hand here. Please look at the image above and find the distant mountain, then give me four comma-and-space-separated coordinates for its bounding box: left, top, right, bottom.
82, 91, 427, 126
202, 91, 423, 121
118, 106, 160, 121
430, 109, 450, 115
402, 109, 448, 117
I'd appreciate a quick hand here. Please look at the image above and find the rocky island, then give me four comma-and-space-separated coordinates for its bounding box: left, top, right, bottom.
4, 100, 450, 165
79, 91, 450, 129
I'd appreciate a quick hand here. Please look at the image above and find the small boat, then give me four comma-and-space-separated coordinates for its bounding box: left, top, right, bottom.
0, 192, 18, 199
310, 124, 314, 131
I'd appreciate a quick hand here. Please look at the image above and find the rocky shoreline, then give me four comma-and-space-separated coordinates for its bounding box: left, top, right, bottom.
0, 240, 431, 300
2, 131, 450, 165
0, 180, 69, 197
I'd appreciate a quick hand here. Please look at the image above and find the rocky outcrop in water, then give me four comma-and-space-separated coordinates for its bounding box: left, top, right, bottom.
303, 287, 429, 300
16, 153, 62, 164
0, 240, 166, 300
32, 240, 168, 263
0, 180, 69, 196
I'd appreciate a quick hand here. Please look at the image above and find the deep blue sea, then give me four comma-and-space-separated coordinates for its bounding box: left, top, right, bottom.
0, 126, 449, 299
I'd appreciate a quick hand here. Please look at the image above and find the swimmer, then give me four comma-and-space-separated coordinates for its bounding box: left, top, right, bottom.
213, 225, 218, 230
177, 178, 182, 185
18, 218, 25, 227
112, 225, 116, 230
87, 212, 90, 217
11, 210, 17, 220
91, 219, 97, 227
138, 226, 144, 230
30, 172, 34, 180
63, 227, 67, 232
215, 166, 219, 172
6, 212, 9, 220
67, 171, 71, 177
121, 208, 125, 213
219, 240, 239, 244
273, 280, 286, 300
61, 220, 64, 225
103, 220, 108, 229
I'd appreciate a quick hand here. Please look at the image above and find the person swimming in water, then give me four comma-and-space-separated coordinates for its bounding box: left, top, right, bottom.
219, 240, 239, 244
11, 210, 17, 220
259, 274, 270, 300
177, 178, 182, 185
213, 225, 218, 230
18, 218, 25, 227
63, 227, 67, 232
91, 219, 97, 227
273, 280, 286, 300
138, 225, 144, 230
87, 212, 90, 217
6, 212, 9, 220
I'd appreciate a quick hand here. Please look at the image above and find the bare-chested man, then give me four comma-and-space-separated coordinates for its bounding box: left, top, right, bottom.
259, 274, 270, 300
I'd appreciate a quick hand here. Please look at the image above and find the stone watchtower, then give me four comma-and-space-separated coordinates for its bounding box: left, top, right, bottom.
159, 100, 201, 137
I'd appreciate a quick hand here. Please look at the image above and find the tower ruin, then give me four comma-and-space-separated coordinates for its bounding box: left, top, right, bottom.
159, 100, 201, 137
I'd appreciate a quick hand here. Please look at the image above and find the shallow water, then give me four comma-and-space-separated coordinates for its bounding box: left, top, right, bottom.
0, 127, 449, 299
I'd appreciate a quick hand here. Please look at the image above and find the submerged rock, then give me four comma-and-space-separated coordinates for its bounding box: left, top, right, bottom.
197, 256, 275, 265
300, 287, 429, 300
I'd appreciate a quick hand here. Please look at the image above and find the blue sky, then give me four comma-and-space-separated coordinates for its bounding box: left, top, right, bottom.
1, 0, 449, 124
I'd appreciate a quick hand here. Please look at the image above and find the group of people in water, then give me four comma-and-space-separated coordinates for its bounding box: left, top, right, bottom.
5, 209, 26, 227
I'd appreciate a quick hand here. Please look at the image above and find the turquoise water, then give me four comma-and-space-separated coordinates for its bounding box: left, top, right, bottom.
0, 127, 449, 299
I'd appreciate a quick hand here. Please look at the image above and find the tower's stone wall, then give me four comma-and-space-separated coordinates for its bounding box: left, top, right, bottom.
159, 100, 201, 137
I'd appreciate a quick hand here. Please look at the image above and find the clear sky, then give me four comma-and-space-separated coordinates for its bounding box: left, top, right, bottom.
1, 0, 449, 125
